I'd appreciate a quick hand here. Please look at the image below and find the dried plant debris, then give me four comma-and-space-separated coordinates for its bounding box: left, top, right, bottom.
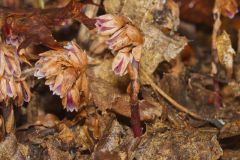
135, 123, 223, 160
219, 120, 240, 139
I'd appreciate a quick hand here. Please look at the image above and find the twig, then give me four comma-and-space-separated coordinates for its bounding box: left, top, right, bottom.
140, 69, 205, 121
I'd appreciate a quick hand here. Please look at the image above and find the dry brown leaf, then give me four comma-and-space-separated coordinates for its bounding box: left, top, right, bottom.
74, 125, 95, 151
57, 123, 74, 144
0, 0, 97, 51
135, 124, 223, 160
88, 75, 125, 111
222, 150, 240, 160
94, 120, 124, 155
219, 120, 240, 139
46, 143, 73, 160
34, 114, 59, 128
0, 134, 24, 160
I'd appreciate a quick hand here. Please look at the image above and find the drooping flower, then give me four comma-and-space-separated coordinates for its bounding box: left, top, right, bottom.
217, 0, 238, 19
112, 47, 133, 76
95, 14, 128, 36
35, 41, 89, 112
107, 24, 143, 52
95, 14, 144, 76
0, 43, 31, 106
96, 14, 145, 137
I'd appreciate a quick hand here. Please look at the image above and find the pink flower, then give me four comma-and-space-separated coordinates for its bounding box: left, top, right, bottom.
112, 47, 133, 76
107, 24, 144, 52
95, 14, 127, 36
35, 41, 89, 112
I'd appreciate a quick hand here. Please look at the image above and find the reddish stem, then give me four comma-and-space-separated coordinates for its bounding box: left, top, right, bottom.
211, 8, 223, 108
131, 102, 141, 137
213, 76, 222, 108
128, 60, 142, 137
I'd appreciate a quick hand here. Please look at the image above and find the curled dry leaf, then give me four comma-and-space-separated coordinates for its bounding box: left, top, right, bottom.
35, 41, 89, 112
0, 0, 96, 51
216, 31, 236, 79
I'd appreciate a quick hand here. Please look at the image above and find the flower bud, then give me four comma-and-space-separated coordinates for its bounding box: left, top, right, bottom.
107, 24, 143, 52
112, 47, 133, 76
95, 14, 128, 36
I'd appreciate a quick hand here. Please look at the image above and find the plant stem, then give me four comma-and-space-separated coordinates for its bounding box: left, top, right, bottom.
128, 59, 142, 137
211, 2, 223, 108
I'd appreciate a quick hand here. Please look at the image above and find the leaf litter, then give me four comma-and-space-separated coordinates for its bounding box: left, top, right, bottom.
0, 0, 240, 159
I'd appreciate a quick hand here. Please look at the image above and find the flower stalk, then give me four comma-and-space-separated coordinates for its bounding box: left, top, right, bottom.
95, 14, 144, 137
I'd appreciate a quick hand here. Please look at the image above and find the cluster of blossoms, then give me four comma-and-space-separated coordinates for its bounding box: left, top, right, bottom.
95, 14, 144, 76
0, 43, 30, 106
35, 41, 89, 112
95, 14, 144, 137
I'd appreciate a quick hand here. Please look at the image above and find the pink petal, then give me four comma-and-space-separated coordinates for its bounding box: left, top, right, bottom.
66, 93, 77, 112
114, 58, 124, 75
